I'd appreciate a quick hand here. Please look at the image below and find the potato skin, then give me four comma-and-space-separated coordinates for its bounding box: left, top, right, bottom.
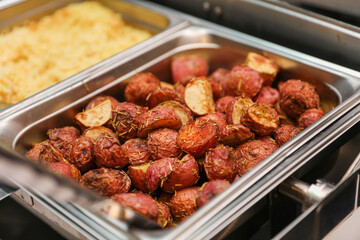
254, 86, 279, 105
236, 137, 279, 176
93, 133, 129, 169
145, 158, 179, 193
174, 83, 186, 104
147, 87, 180, 109
127, 162, 151, 192
158, 100, 193, 126
219, 124, 254, 147
137, 107, 182, 138
297, 108, 325, 129
170, 186, 200, 222
177, 118, 219, 157
209, 68, 230, 84
147, 128, 182, 160
196, 180, 230, 208
226, 65, 263, 98
122, 138, 151, 166
125, 72, 160, 106
112, 192, 159, 221
171, 55, 209, 86
208, 78, 223, 100
26, 141, 47, 163
215, 96, 235, 114
48, 162, 81, 180
274, 124, 301, 146
47, 126, 80, 161
226, 96, 254, 125
241, 103, 279, 136
157, 202, 173, 228
198, 112, 227, 130
162, 154, 200, 193
85, 95, 119, 111
245, 52, 279, 86
70, 136, 95, 172
39, 141, 66, 167
204, 145, 237, 182
110, 102, 146, 142
279, 79, 320, 118
80, 168, 131, 197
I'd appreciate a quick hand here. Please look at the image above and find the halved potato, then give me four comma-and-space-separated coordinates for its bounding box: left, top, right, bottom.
245, 52, 279, 86
82, 126, 117, 141
75, 99, 112, 128
158, 101, 193, 125
226, 96, 254, 124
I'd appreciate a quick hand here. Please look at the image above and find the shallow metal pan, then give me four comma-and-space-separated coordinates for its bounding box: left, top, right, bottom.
0, 21, 359, 239
0, 0, 186, 117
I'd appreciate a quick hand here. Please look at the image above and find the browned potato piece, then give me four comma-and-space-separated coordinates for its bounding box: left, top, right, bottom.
297, 108, 325, 129
170, 186, 199, 222
122, 138, 151, 166
82, 126, 117, 141
85, 96, 119, 111
124, 72, 160, 106
127, 162, 151, 193
74, 99, 112, 129
209, 68, 230, 84
274, 101, 295, 126
157, 202, 173, 228
147, 128, 182, 160
236, 137, 279, 176
112, 192, 159, 222
160, 81, 175, 89
39, 140, 66, 167
279, 79, 320, 118
80, 168, 131, 197
204, 145, 237, 182
171, 55, 209, 86
184, 77, 215, 116
158, 192, 173, 206
254, 86, 279, 105
198, 112, 227, 130
215, 96, 235, 114
220, 124, 254, 147
48, 162, 81, 181
70, 136, 95, 172
26, 141, 48, 163
245, 52, 279, 86
158, 101, 193, 126
196, 180, 230, 208
174, 83, 186, 104
137, 107, 182, 138
226, 96, 254, 124
147, 87, 180, 109
93, 133, 129, 169
208, 78, 223, 100
274, 124, 301, 146
110, 102, 146, 142
47, 126, 80, 161
145, 158, 179, 193
177, 118, 219, 157
226, 65, 263, 98
241, 103, 279, 136
162, 154, 200, 193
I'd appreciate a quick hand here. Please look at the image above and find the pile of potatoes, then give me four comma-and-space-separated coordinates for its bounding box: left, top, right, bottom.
25, 52, 324, 227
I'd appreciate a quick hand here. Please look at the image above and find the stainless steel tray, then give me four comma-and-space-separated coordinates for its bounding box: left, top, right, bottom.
0, 20, 359, 239
0, 0, 186, 117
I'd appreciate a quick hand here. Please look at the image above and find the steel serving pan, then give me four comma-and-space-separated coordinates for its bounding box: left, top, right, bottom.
0, 0, 187, 117
0, 19, 359, 239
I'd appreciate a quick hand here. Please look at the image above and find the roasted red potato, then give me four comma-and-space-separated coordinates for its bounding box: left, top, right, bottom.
124, 72, 160, 106
147, 128, 182, 160
158, 192, 173, 206
122, 138, 151, 166
93, 132, 129, 169
47, 126, 80, 161
245, 52, 279, 86
174, 83, 186, 104
169, 186, 200, 222
162, 154, 200, 193
274, 124, 301, 146
158, 100, 193, 126
112, 192, 159, 222
279, 79, 320, 118
226, 96, 254, 125
74, 99, 112, 129
85, 95, 119, 111
204, 145, 237, 182
177, 118, 219, 157
171, 55, 209, 86
137, 107, 182, 138
80, 167, 131, 197
254, 86, 279, 105
157, 202, 173, 228
208, 78, 223, 100
209, 68, 230, 84
147, 87, 180, 109
39, 141, 67, 167
70, 136, 95, 172
145, 158, 179, 193
184, 77, 215, 116
198, 112, 227, 130
226, 65, 263, 98
48, 162, 81, 180
274, 101, 295, 126
215, 96, 235, 114
26, 141, 48, 163
110, 102, 146, 142
82, 126, 117, 141
127, 162, 151, 193
160, 81, 175, 89
241, 102, 279, 136
196, 180, 230, 208
236, 137, 279, 176
297, 108, 325, 129
219, 124, 254, 147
